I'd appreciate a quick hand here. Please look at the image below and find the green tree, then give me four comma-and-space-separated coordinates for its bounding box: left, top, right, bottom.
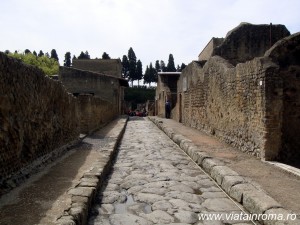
167, 54, 176, 72
33, 51, 37, 57
180, 63, 186, 71
128, 47, 137, 86
24, 49, 31, 54
102, 52, 111, 59
121, 55, 129, 79
64, 52, 71, 67
8, 52, 59, 75
149, 62, 156, 83
155, 60, 160, 72
78, 51, 90, 59
38, 50, 44, 57
136, 59, 143, 87
160, 60, 167, 72
50, 49, 59, 61
143, 65, 151, 86
85, 51, 90, 59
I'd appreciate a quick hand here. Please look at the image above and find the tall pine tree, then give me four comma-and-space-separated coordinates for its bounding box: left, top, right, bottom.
102, 52, 110, 59
167, 54, 176, 72
128, 47, 137, 86
50, 49, 59, 61
121, 55, 129, 79
143, 66, 151, 86
64, 52, 71, 67
136, 59, 143, 87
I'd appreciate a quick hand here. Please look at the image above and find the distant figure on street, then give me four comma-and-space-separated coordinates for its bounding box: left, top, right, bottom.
165, 100, 171, 119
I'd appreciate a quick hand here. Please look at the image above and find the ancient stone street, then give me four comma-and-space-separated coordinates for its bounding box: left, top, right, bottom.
88, 117, 252, 225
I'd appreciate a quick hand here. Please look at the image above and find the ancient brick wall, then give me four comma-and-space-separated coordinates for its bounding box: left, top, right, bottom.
0, 52, 80, 189
78, 95, 117, 134
177, 56, 281, 159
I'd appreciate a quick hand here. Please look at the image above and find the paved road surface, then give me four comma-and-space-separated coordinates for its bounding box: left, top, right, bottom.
88, 117, 253, 225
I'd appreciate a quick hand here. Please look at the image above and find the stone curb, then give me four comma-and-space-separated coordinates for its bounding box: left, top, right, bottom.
56, 116, 128, 225
149, 116, 299, 225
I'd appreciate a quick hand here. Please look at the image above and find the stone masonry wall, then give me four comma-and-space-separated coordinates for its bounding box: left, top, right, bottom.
0, 52, 80, 191
72, 59, 122, 78
78, 95, 117, 134
177, 56, 280, 159
265, 32, 300, 165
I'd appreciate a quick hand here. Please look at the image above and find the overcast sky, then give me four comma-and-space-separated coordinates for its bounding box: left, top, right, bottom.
1, 0, 299, 69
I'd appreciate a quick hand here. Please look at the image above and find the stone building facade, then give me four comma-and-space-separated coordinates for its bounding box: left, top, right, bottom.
60, 59, 128, 134
155, 72, 181, 118
72, 59, 122, 78
157, 23, 300, 164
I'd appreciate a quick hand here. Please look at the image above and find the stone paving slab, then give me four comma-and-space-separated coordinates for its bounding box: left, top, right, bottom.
149, 116, 300, 225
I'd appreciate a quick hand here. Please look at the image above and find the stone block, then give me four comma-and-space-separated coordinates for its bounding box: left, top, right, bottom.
195, 152, 212, 166
221, 175, 246, 193
68, 187, 95, 198
172, 134, 186, 145
71, 195, 89, 206
243, 190, 281, 215
202, 158, 222, 174
210, 166, 239, 185
69, 206, 87, 225
180, 140, 194, 152
165, 128, 175, 138
187, 146, 198, 156
229, 183, 259, 203
56, 216, 76, 225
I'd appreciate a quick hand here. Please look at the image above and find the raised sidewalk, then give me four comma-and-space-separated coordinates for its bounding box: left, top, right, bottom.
0, 116, 128, 225
149, 116, 300, 225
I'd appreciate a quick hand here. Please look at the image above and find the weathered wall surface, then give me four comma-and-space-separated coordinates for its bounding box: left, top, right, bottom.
198, 37, 224, 61
265, 32, 300, 165
59, 66, 121, 106
213, 23, 290, 65
78, 95, 116, 134
156, 73, 180, 118
177, 56, 281, 159
72, 59, 122, 78
0, 52, 80, 191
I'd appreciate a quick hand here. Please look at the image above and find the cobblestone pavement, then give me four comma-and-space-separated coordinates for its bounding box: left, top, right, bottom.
88, 117, 253, 225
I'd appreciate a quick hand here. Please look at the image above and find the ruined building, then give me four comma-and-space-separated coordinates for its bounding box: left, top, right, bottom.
156, 23, 300, 165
